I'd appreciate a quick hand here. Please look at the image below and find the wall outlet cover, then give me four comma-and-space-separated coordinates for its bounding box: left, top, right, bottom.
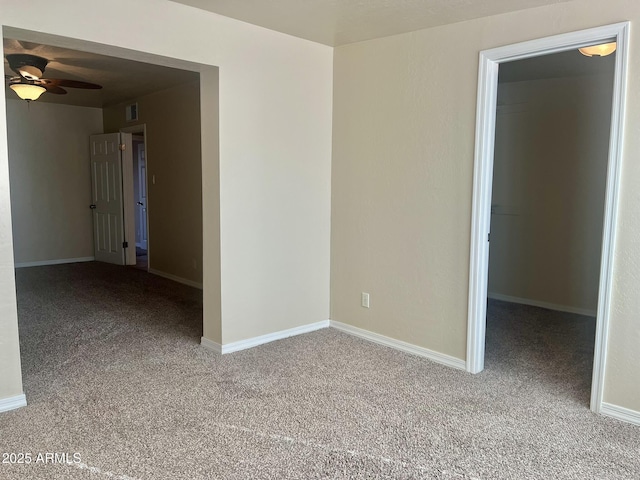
361, 292, 370, 308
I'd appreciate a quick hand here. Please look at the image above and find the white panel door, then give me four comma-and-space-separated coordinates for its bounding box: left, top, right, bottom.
90, 133, 125, 265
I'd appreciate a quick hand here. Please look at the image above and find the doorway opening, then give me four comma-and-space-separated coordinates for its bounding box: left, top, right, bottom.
133, 134, 148, 270
4, 28, 219, 408
466, 22, 629, 414
485, 47, 615, 406
120, 125, 149, 272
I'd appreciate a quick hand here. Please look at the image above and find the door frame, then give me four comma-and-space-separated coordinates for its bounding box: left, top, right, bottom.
120, 124, 150, 271
466, 22, 630, 413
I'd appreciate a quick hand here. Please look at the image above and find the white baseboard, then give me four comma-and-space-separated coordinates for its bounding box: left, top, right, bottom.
201, 320, 330, 355
15, 257, 95, 269
601, 402, 640, 426
0, 393, 27, 413
200, 336, 221, 354
330, 320, 466, 370
221, 320, 330, 354
202, 318, 466, 372
488, 292, 596, 317
148, 268, 203, 290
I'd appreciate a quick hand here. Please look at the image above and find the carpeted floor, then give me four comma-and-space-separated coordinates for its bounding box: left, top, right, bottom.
0, 262, 638, 479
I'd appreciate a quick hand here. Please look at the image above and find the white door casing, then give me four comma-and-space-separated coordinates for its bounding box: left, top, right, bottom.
90, 133, 126, 265
466, 22, 629, 414
120, 133, 136, 266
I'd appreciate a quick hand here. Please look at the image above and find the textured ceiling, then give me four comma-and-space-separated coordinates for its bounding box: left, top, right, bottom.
3, 38, 199, 108
171, 0, 577, 46
3, 1, 606, 109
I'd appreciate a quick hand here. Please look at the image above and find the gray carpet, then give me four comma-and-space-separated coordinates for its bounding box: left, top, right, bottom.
0, 262, 638, 479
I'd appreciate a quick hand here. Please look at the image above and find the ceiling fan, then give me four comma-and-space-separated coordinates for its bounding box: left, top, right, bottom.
4, 53, 102, 101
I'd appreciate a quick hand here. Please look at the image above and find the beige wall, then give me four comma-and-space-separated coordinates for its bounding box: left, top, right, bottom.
332, 0, 640, 412
489, 73, 614, 314
0, 96, 22, 401
103, 81, 203, 286
6, 99, 102, 265
200, 68, 222, 344
0, 0, 332, 403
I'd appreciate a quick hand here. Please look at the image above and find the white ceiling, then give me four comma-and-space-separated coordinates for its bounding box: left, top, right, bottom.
3, 38, 199, 108
3, 1, 607, 109
171, 0, 577, 46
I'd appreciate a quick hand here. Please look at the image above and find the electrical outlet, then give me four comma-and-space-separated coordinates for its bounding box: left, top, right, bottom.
361, 292, 370, 308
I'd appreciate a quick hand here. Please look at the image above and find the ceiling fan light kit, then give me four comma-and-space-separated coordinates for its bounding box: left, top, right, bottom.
9, 83, 46, 101
5, 52, 102, 102
17, 64, 42, 80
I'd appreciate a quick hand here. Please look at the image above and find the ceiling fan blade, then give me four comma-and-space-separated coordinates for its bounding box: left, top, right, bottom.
8, 78, 67, 95
40, 78, 102, 89
17, 40, 39, 51
41, 83, 67, 95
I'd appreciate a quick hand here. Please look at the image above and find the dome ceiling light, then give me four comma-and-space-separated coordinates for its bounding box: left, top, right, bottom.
579, 42, 617, 57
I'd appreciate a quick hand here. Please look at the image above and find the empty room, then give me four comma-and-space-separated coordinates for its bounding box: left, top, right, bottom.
1, 0, 640, 479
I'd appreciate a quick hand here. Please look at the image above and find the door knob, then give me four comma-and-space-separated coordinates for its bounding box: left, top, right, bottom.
137, 202, 144, 206
89, 204, 96, 209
